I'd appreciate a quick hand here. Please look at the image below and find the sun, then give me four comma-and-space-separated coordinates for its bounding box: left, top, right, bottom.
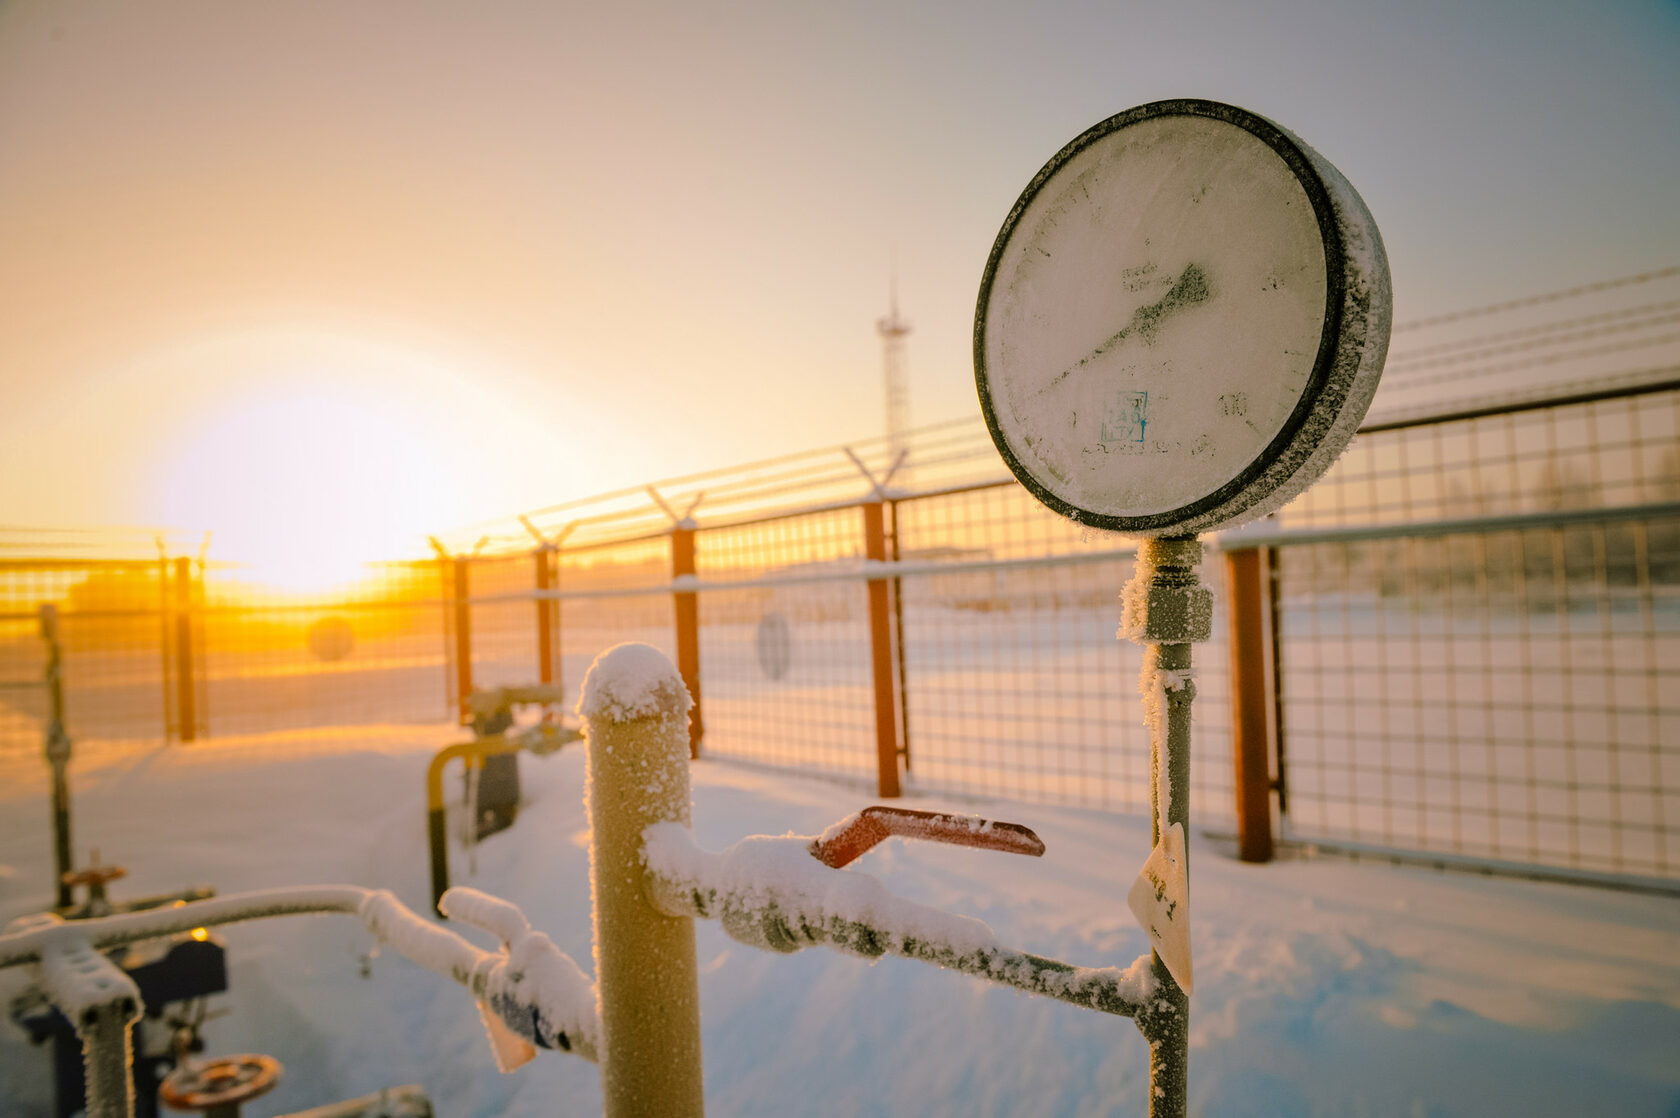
131, 333, 511, 596
124, 329, 637, 595
154, 380, 456, 595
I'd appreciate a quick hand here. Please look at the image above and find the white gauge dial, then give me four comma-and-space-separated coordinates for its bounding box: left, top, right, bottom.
976, 100, 1391, 535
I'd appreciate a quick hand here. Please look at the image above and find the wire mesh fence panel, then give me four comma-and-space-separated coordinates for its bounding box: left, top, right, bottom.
0, 561, 170, 754
466, 552, 543, 693
546, 537, 679, 712
697, 506, 867, 576
697, 585, 877, 781
893, 482, 1139, 562
691, 507, 877, 780
0, 608, 44, 752
1275, 512, 1680, 879
888, 488, 1237, 820
1278, 386, 1680, 529
198, 562, 452, 736
553, 594, 677, 714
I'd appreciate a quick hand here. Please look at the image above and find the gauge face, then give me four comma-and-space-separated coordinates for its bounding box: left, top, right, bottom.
976, 100, 1390, 535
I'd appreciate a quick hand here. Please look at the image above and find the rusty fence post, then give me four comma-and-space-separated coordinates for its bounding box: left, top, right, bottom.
453, 556, 474, 725
671, 523, 703, 758
889, 498, 912, 772
862, 501, 902, 798
535, 545, 556, 687
1224, 547, 1275, 863
157, 549, 175, 739
1266, 546, 1289, 822
173, 556, 198, 742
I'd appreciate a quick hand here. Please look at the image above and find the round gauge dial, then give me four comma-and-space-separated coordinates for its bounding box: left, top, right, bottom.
975, 99, 1391, 535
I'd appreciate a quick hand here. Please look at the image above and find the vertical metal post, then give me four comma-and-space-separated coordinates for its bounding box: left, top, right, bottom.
888, 498, 912, 771
535, 546, 555, 687
580, 644, 706, 1117
453, 557, 473, 725
157, 551, 175, 739
863, 502, 902, 798
1224, 548, 1275, 862
1265, 547, 1289, 818
79, 1000, 138, 1118
173, 557, 197, 743
1121, 537, 1210, 1118
41, 934, 142, 1118
41, 605, 74, 909
671, 525, 703, 759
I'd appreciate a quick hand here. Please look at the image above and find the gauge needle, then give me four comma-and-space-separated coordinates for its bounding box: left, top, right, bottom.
1035, 262, 1211, 396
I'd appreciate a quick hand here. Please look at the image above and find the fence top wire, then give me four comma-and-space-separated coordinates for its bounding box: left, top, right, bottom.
421, 267, 1676, 557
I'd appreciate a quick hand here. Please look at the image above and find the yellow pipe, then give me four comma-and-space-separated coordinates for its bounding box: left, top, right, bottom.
426, 735, 525, 914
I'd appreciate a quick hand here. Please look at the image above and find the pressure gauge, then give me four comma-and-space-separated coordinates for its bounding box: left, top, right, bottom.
975, 99, 1392, 535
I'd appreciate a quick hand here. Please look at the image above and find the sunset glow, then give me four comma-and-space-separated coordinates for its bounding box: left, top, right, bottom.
112, 330, 585, 593
156, 382, 448, 593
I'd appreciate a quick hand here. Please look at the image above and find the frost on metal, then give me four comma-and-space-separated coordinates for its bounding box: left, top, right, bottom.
576, 641, 693, 725
1224, 120, 1393, 530
362, 888, 600, 1063
37, 926, 140, 1027
1140, 663, 1195, 826
642, 822, 1155, 1017
0, 885, 600, 1067
439, 886, 602, 1068
1119, 538, 1211, 646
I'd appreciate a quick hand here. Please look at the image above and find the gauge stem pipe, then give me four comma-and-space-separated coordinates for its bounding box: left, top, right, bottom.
1121, 537, 1210, 1118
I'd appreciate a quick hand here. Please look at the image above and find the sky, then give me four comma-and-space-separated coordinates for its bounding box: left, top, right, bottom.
1, 0, 1676, 575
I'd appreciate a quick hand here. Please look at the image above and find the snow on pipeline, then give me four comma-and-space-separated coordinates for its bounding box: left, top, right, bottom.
1, 724, 1678, 1116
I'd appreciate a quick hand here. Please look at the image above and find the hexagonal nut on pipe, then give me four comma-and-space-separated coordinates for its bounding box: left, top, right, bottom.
1129, 585, 1213, 644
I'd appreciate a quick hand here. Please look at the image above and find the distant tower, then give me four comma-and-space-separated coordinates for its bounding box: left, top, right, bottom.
877, 270, 912, 471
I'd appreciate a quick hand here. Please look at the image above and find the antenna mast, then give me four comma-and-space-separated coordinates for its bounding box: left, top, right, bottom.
877, 268, 912, 472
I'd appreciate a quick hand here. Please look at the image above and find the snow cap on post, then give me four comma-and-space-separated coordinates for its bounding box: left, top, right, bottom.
577, 642, 692, 724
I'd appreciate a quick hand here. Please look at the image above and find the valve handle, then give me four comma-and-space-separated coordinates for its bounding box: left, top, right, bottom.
159, 1053, 282, 1112
808, 806, 1046, 869
61, 852, 126, 890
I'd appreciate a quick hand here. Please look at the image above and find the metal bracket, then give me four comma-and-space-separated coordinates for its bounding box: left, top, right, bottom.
646, 486, 704, 528
842, 448, 909, 502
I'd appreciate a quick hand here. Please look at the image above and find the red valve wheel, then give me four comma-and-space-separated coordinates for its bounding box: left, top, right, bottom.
159, 1054, 282, 1112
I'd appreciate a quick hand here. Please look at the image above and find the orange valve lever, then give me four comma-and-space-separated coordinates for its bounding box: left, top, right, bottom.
808, 805, 1046, 869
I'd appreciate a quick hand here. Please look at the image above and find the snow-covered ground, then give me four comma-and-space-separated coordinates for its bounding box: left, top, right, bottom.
2, 724, 1678, 1117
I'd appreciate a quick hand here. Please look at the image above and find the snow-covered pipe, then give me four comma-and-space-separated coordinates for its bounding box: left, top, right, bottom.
0, 882, 601, 1088
642, 823, 1157, 1018
579, 643, 706, 1117
0, 886, 374, 967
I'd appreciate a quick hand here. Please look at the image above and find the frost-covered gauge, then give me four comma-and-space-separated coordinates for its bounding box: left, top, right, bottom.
975, 99, 1392, 535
